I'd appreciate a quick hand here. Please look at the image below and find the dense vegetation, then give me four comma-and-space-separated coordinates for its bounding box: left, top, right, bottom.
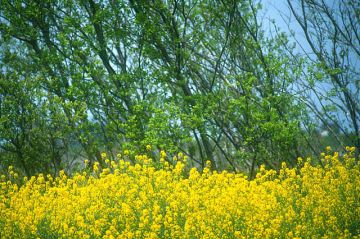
0, 148, 359, 238
0, 0, 359, 176
0, 1, 359, 238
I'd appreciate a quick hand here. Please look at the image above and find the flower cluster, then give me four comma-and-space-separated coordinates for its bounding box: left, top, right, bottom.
0, 149, 358, 238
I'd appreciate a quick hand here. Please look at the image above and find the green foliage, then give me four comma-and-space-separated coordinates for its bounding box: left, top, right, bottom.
1, 0, 351, 177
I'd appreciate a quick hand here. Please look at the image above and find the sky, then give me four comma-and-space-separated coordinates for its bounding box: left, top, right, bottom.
260, 0, 311, 54
260, 0, 357, 131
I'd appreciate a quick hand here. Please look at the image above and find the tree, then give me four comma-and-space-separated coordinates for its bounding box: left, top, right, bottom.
285, 0, 360, 156
0, 0, 307, 176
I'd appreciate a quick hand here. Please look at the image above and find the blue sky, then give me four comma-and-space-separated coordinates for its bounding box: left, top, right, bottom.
260, 0, 357, 131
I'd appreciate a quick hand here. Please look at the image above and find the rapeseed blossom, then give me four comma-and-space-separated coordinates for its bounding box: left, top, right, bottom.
0, 149, 358, 238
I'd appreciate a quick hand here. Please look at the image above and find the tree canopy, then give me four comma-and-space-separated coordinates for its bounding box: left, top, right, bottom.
0, 0, 358, 177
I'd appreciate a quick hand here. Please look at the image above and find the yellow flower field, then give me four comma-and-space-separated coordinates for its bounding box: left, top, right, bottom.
0, 149, 359, 238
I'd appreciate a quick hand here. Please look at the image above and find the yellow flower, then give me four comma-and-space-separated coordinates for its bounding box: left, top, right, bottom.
0, 149, 357, 239
160, 150, 167, 158
93, 162, 99, 172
